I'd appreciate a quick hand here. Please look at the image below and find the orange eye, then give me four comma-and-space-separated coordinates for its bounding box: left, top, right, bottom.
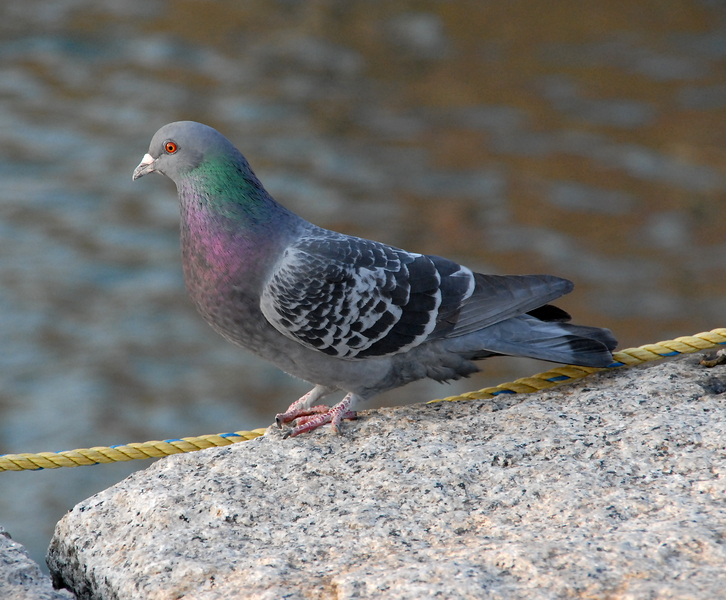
164, 141, 178, 154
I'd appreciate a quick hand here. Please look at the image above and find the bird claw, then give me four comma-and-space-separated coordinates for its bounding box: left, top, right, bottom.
276, 393, 358, 438
280, 410, 357, 438
275, 386, 337, 427
294, 410, 356, 427
275, 404, 332, 428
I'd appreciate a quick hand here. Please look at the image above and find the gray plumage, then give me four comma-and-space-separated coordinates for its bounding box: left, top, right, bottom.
133, 121, 616, 437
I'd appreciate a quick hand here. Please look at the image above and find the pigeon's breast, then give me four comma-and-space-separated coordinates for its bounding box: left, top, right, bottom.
179, 207, 278, 345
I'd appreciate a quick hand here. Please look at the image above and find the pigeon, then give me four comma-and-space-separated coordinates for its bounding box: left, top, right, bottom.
133, 121, 616, 438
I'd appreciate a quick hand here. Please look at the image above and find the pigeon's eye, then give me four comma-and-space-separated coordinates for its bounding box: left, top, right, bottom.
164, 141, 178, 154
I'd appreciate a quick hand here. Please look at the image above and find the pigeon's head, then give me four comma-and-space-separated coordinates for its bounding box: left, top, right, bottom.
132, 121, 239, 183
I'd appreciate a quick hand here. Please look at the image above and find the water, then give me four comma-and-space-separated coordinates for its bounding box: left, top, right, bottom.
0, 0, 725, 571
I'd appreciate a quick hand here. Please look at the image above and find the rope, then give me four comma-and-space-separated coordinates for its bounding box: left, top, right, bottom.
0, 430, 266, 472
2, 327, 724, 472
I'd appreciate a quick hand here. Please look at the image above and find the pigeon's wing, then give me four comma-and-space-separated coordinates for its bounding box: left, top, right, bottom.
260, 233, 475, 359
261, 231, 580, 360
435, 273, 575, 339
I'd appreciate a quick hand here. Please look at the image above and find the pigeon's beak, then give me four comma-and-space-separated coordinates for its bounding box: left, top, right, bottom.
132, 153, 157, 181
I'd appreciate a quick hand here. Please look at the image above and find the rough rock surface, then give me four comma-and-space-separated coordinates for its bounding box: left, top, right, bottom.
0, 526, 74, 600
48, 355, 726, 599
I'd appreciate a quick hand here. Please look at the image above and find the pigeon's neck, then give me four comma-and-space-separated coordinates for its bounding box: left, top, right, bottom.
176, 159, 302, 301
177, 155, 286, 226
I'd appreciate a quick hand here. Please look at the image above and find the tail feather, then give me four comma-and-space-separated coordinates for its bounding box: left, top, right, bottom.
526, 304, 571, 323
555, 323, 617, 352
446, 315, 615, 368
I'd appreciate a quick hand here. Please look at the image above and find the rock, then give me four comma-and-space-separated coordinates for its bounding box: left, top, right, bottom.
0, 526, 75, 600
47, 355, 726, 599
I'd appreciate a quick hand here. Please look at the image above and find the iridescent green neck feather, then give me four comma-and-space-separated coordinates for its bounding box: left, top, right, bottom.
179, 151, 285, 228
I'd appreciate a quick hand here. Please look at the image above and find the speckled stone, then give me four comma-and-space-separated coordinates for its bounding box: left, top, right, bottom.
47, 355, 726, 599
0, 527, 74, 600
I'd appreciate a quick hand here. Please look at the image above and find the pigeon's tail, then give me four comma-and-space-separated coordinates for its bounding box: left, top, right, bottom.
446, 314, 617, 368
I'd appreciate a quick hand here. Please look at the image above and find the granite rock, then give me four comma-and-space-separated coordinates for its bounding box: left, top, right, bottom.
47, 354, 726, 599
0, 526, 75, 600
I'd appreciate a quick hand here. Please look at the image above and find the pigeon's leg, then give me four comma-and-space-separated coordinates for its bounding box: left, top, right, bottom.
275, 385, 337, 427
283, 393, 359, 439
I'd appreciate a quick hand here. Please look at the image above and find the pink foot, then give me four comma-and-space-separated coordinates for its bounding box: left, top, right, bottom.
282, 394, 357, 438
275, 404, 331, 427
275, 386, 335, 428
294, 410, 356, 427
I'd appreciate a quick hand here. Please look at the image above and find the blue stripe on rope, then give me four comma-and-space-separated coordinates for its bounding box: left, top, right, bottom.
547, 375, 572, 382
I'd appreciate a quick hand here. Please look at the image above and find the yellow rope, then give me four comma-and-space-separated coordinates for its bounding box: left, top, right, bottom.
2, 327, 724, 472
0, 429, 266, 472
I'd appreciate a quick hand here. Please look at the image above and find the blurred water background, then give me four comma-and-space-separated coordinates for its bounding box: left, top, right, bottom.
0, 0, 724, 570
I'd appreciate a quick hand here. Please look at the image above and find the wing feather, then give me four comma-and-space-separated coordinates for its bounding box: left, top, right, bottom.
260, 233, 473, 358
